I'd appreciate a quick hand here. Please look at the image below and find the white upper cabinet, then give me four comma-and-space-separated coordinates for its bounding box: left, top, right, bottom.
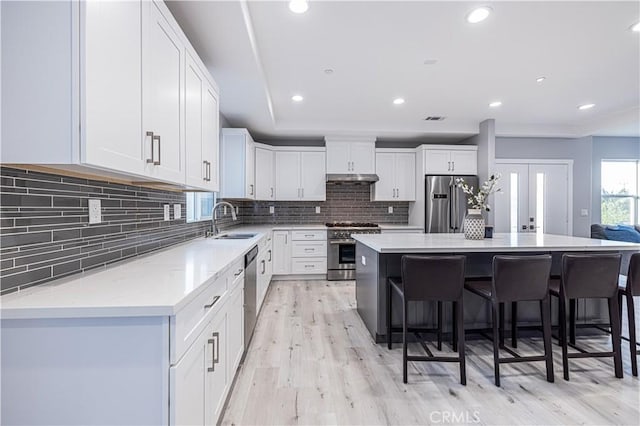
1, 0, 219, 189
255, 145, 275, 201
274, 149, 326, 201
372, 150, 416, 201
423, 146, 477, 175
220, 129, 256, 199
325, 138, 376, 174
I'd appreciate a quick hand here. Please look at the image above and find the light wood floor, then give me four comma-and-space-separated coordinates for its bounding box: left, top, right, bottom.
221, 281, 640, 426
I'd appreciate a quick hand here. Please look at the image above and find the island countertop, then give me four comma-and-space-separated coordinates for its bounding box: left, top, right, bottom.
352, 232, 640, 254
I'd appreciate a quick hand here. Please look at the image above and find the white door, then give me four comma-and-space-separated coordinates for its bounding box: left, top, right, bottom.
424, 150, 452, 174
451, 150, 477, 175
494, 162, 570, 235
272, 231, 291, 274
204, 311, 227, 426
184, 54, 204, 188
350, 142, 376, 174
255, 147, 274, 200
169, 328, 205, 426
300, 151, 326, 200
326, 142, 350, 173
202, 83, 219, 191
395, 152, 416, 201
83, 1, 144, 175
373, 153, 396, 201
143, 1, 184, 183
275, 151, 300, 200
245, 139, 256, 199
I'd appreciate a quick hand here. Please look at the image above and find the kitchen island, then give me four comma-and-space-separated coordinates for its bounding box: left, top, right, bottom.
353, 232, 640, 342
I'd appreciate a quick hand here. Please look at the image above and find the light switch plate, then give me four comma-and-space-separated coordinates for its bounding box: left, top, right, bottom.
580, 209, 588, 217
174, 204, 181, 219
88, 199, 101, 224
388, 206, 394, 214
163, 204, 171, 221
269, 206, 275, 214
361, 256, 366, 266
315, 206, 321, 214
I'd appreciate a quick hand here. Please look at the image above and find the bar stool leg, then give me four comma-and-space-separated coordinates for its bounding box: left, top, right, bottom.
387, 280, 392, 350
437, 301, 443, 351
608, 295, 624, 378
457, 298, 466, 385
491, 302, 501, 387
499, 303, 505, 348
511, 301, 518, 348
626, 291, 638, 377
540, 297, 554, 383
618, 291, 624, 329
569, 298, 577, 345
403, 297, 408, 384
452, 301, 458, 352
559, 294, 570, 381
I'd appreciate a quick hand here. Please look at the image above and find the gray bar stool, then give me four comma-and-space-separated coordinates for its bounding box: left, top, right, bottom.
549, 253, 623, 380
465, 255, 554, 387
619, 253, 639, 376
387, 255, 466, 384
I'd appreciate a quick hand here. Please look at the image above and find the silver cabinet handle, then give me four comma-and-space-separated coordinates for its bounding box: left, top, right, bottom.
234, 268, 243, 277
203, 160, 208, 181
268, 249, 272, 262
304, 248, 314, 252
207, 161, 211, 181
153, 135, 161, 165
447, 161, 451, 171
285, 234, 288, 244
146, 131, 155, 164
451, 161, 454, 172
304, 264, 314, 268
396, 188, 399, 198
207, 332, 220, 372
270, 187, 274, 198
261, 260, 266, 274
204, 295, 220, 309
249, 184, 254, 196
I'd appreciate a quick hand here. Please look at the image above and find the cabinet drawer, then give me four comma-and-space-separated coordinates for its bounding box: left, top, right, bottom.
291, 230, 326, 241
292, 241, 327, 257
291, 258, 327, 274
226, 259, 244, 293
172, 275, 227, 363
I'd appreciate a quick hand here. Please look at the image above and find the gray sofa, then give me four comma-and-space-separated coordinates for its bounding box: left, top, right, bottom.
590, 224, 640, 274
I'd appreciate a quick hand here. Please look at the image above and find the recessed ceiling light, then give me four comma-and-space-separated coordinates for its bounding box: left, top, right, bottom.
288, 0, 309, 14
423, 59, 438, 65
536, 76, 546, 83
489, 101, 502, 107
578, 103, 595, 110
324, 69, 334, 75
631, 21, 640, 32
466, 6, 492, 24
393, 98, 405, 105
292, 94, 304, 102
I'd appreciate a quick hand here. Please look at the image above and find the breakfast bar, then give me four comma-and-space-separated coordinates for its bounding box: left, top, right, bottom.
353, 232, 640, 342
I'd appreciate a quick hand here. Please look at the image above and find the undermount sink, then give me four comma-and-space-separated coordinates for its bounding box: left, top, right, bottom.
214, 233, 257, 240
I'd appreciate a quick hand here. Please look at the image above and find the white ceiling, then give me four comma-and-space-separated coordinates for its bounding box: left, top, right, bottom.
166, 0, 640, 142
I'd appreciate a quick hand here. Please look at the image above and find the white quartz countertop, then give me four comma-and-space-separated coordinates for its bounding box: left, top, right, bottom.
353, 232, 640, 253
378, 224, 423, 230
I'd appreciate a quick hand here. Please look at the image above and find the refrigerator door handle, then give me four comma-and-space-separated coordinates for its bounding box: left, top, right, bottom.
449, 184, 455, 230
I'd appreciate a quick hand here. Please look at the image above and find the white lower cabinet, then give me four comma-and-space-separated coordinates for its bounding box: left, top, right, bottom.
272, 231, 291, 275
204, 309, 227, 425
273, 230, 327, 276
256, 235, 273, 311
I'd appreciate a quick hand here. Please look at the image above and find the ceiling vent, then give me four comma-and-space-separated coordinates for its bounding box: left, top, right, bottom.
424, 116, 446, 121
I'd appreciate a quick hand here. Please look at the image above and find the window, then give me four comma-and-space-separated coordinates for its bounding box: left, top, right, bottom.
186, 192, 215, 222
601, 160, 640, 225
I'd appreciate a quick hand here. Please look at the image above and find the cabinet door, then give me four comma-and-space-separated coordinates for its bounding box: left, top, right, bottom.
424, 149, 452, 174
255, 147, 274, 200
143, 2, 184, 183
227, 284, 244, 376
170, 328, 206, 426
245, 138, 256, 199
300, 151, 326, 201
272, 231, 291, 274
257, 255, 268, 311
202, 83, 220, 191
373, 152, 396, 201
450, 150, 477, 175
325, 142, 350, 174
83, 1, 145, 175
350, 142, 376, 174
204, 310, 227, 426
275, 151, 301, 200
395, 152, 416, 201
185, 53, 204, 188
265, 242, 273, 283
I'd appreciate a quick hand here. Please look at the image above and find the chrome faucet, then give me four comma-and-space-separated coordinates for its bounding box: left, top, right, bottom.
208, 201, 238, 237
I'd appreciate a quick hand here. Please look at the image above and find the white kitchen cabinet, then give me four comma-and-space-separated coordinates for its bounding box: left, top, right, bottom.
256, 233, 273, 311
220, 128, 256, 199
255, 145, 275, 200
272, 231, 291, 275
423, 146, 477, 175
325, 138, 376, 174
372, 150, 416, 201
185, 52, 219, 191
204, 309, 227, 426
274, 149, 326, 201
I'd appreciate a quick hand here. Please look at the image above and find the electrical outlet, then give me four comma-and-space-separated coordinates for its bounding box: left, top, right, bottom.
388, 206, 394, 214
315, 206, 321, 214
164, 204, 171, 221
88, 199, 101, 224
174, 204, 181, 219
269, 206, 275, 214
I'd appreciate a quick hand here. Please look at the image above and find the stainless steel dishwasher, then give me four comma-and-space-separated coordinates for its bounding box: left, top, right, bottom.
244, 245, 258, 351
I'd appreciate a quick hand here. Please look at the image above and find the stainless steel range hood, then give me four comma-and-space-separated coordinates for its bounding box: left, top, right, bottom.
326, 173, 379, 183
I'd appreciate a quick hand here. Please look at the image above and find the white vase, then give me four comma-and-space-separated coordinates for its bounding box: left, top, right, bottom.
464, 209, 485, 240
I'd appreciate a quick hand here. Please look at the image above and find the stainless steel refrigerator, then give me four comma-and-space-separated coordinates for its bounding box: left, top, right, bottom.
425, 175, 479, 233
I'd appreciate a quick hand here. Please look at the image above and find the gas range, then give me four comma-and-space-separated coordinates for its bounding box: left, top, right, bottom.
325, 222, 381, 240
326, 222, 380, 281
